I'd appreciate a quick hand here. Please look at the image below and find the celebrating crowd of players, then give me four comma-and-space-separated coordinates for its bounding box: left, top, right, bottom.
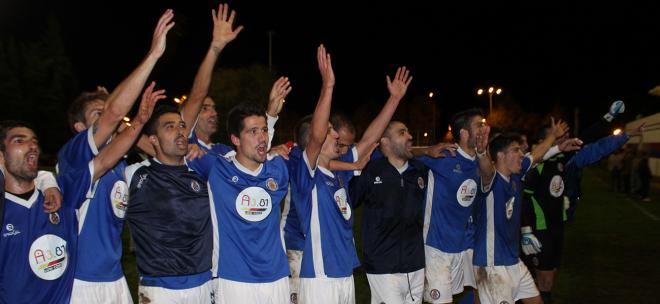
0, 4, 642, 304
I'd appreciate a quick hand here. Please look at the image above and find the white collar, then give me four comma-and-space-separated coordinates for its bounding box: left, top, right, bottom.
229, 154, 264, 176
496, 170, 511, 183
457, 145, 476, 161
5, 189, 39, 209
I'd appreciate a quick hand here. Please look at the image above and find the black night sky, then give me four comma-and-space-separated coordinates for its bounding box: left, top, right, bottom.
3, 0, 660, 154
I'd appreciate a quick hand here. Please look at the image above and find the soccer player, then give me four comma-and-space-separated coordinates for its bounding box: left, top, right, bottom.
56, 10, 175, 303
472, 118, 569, 304
350, 121, 429, 304
414, 108, 491, 304
0, 89, 159, 303
187, 101, 290, 303
520, 121, 640, 304
291, 44, 412, 303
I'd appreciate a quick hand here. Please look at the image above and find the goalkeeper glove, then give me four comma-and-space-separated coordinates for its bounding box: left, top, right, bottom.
603, 100, 625, 122
521, 226, 542, 255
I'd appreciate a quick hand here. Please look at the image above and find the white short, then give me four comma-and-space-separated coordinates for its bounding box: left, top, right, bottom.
216, 276, 289, 304
287, 250, 303, 303
367, 269, 424, 304
474, 260, 540, 304
462, 249, 477, 288
424, 246, 465, 303
138, 279, 214, 304
299, 276, 354, 304
71, 277, 133, 304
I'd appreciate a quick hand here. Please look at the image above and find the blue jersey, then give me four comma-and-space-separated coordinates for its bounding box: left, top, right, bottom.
58, 128, 129, 282
473, 155, 533, 267
188, 131, 234, 156
336, 145, 361, 189
0, 171, 4, 228
188, 153, 290, 283
281, 146, 305, 251
419, 147, 480, 253
291, 152, 360, 278
0, 164, 92, 304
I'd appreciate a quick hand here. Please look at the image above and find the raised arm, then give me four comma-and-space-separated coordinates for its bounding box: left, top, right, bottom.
92, 82, 164, 181
355, 67, 412, 158
93, 9, 174, 148
530, 118, 568, 164
305, 45, 335, 168
181, 3, 243, 133
476, 125, 495, 189
267, 76, 292, 117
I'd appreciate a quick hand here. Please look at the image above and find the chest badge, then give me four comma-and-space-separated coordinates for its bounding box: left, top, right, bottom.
267, 178, 278, 191
49, 212, 60, 225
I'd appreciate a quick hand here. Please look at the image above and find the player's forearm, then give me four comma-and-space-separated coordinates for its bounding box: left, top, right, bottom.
477, 154, 495, 188
93, 121, 145, 181
329, 159, 360, 171
182, 46, 223, 128
309, 86, 334, 148
94, 54, 160, 148
531, 134, 556, 163
358, 95, 401, 155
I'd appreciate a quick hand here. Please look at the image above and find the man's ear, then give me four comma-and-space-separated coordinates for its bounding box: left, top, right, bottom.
148, 135, 159, 148
459, 128, 469, 142
73, 122, 87, 133
230, 134, 240, 147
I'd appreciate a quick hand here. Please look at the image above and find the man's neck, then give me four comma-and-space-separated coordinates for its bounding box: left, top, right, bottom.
155, 152, 185, 166
495, 163, 511, 178
5, 174, 35, 195
195, 129, 212, 145
317, 153, 332, 170
235, 153, 261, 172
387, 155, 408, 171
458, 141, 476, 157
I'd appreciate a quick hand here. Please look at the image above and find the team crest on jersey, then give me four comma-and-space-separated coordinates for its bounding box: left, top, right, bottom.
549, 175, 564, 197
266, 178, 278, 191
418, 176, 425, 189
334, 188, 351, 220
290, 293, 298, 304
235, 186, 273, 222
110, 181, 129, 218
430, 289, 441, 300
29, 234, 68, 280
374, 176, 382, 184
457, 179, 478, 207
557, 163, 564, 172
232, 176, 239, 183
453, 164, 462, 173
505, 197, 515, 219
191, 180, 201, 192
49, 212, 60, 225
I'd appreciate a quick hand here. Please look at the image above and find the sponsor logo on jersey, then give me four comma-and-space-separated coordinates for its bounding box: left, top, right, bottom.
418, 176, 425, 189
505, 197, 515, 220
549, 175, 564, 197
111, 181, 129, 218
374, 176, 382, 184
267, 178, 278, 191
457, 179, 478, 207
232, 176, 239, 183
334, 188, 351, 220
49, 212, 60, 225
235, 187, 273, 222
137, 174, 148, 189
2, 223, 21, 238
29, 234, 68, 280
453, 164, 462, 173
191, 180, 201, 192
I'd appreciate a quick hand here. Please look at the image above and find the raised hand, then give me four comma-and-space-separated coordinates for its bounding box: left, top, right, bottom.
425, 142, 457, 158
268, 144, 291, 160
354, 142, 379, 170
43, 188, 62, 213
476, 125, 491, 156
386, 67, 413, 99
267, 76, 292, 116
186, 144, 207, 161
134, 81, 166, 125
317, 44, 335, 88
550, 117, 569, 139
558, 138, 583, 152
211, 3, 244, 51
149, 9, 176, 59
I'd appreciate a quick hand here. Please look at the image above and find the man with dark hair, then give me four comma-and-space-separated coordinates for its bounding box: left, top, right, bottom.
188, 100, 290, 303
520, 120, 639, 304
350, 120, 428, 304
412, 107, 492, 304
0, 88, 158, 303
472, 118, 570, 304
56, 10, 175, 303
